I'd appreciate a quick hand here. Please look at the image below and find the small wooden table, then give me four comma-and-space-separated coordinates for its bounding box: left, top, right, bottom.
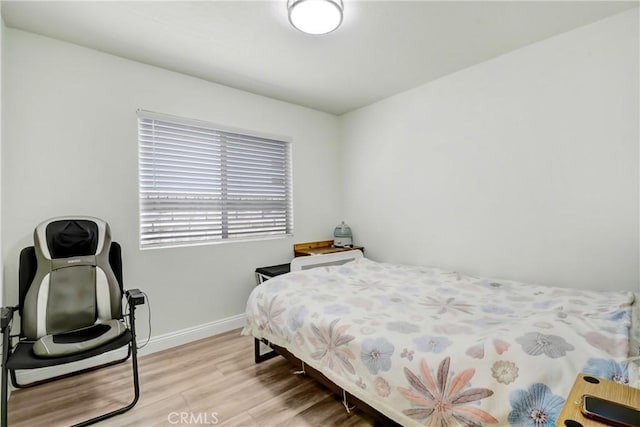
293, 240, 364, 257
557, 373, 640, 426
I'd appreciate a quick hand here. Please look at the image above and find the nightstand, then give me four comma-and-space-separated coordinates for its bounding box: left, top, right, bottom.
557, 373, 640, 426
252, 263, 290, 363
293, 240, 364, 257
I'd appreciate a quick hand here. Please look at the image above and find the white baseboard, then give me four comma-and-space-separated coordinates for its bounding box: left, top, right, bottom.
13, 313, 246, 387
137, 313, 246, 356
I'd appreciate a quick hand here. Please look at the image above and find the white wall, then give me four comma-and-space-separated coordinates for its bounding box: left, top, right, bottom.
2, 8, 638, 351
2, 29, 342, 337
341, 9, 639, 291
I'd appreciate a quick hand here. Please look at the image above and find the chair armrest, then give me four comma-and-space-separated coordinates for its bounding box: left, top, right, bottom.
1, 306, 17, 332
125, 289, 145, 306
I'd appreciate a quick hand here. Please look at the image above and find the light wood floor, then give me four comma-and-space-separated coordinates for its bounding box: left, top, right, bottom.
8, 329, 378, 426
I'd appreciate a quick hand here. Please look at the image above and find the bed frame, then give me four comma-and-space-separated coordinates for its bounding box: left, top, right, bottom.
254, 250, 399, 425
290, 249, 363, 271
271, 342, 400, 426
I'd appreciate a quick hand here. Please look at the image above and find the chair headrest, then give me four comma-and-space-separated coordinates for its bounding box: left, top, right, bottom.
35, 217, 109, 260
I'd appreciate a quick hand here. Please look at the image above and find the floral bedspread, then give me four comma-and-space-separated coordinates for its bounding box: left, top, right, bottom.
242, 258, 637, 426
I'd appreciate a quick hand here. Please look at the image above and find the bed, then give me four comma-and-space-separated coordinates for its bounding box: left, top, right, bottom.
242, 255, 639, 426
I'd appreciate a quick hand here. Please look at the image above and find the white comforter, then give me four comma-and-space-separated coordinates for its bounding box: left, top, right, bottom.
243, 258, 636, 426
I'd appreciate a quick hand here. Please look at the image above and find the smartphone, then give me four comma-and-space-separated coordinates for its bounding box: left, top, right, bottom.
581, 394, 640, 427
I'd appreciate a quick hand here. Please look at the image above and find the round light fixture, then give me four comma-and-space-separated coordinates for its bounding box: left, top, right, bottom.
288, 0, 344, 35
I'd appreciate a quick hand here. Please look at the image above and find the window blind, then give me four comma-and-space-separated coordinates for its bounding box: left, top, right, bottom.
138, 112, 293, 249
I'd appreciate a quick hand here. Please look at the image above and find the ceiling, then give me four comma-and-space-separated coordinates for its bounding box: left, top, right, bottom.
1, 1, 637, 115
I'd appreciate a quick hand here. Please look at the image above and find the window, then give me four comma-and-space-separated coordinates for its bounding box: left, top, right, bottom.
137, 111, 293, 249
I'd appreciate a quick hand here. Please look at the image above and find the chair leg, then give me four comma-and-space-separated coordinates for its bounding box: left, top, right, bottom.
5, 350, 138, 427
1, 328, 10, 427
71, 306, 141, 427
1, 362, 8, 427
129, 303, 141, 408
70, 347, 140, 427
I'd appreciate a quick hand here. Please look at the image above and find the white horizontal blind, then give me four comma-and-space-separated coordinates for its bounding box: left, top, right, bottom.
138, 112, 293, 249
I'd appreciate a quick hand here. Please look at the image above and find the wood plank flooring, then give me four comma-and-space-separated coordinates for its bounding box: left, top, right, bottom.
7, 329, 378, 426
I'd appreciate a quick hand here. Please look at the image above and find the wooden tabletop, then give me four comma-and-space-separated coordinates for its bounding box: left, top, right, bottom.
557, 373, 640, 426
293, 240, 364, 257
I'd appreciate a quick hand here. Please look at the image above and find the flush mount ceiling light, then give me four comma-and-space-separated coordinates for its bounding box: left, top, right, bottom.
288, 0, 344, 35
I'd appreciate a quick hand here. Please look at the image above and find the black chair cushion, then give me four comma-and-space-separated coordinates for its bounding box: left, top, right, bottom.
46, 220, 99, 258
6, 330, 132, 370
34, 320, 127, 358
